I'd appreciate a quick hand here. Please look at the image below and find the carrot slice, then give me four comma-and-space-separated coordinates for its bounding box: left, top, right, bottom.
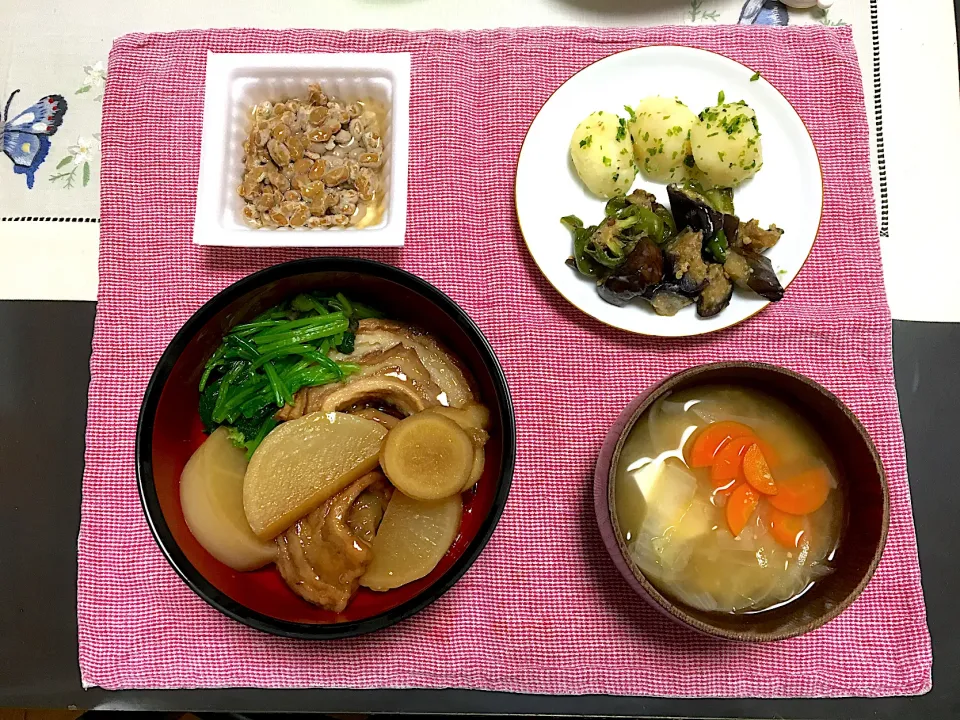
768, 467, 831, 515
711, 435, 757, 486
767, 507, 808, 549
743, 444, 778, 495
754, 437, 781, 468
726, 483, 759, 537
687, 421, 754, 468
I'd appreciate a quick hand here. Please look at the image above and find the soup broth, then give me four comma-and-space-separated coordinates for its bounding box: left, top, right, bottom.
614, 384, 844, 614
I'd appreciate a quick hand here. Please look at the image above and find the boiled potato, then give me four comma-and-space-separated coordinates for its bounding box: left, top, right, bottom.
360, 492, 463, 591
689, 100, 763, 187
569, 111, 636, 198
629, 96, 697, 183
380, 412, 474, 500
243, 411, 387, 539
180, 427, 277, 571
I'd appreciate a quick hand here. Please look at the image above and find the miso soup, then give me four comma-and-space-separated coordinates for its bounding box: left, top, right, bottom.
614, 384, 844, 614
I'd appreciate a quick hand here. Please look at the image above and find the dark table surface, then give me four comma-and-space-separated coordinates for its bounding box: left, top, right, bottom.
1, 301, 957, 719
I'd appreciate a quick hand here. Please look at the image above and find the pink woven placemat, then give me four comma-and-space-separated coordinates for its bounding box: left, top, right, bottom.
80, 25, 931, 696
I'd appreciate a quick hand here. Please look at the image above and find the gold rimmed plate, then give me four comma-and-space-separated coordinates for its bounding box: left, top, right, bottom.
515, 45, 823, 337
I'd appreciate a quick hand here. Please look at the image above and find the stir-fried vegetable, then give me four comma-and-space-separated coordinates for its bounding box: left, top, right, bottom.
199, 292, 381, 458
562, 179, 784, 318
564, 191, 678, 279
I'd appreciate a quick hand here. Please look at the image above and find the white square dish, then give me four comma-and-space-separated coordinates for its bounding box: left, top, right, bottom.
194, 52, 410, 247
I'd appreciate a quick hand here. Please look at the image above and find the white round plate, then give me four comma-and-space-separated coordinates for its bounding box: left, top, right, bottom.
516, 45, 823, 337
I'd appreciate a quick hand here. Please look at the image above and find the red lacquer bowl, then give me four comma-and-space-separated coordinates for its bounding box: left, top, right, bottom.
136, 258, 515, 639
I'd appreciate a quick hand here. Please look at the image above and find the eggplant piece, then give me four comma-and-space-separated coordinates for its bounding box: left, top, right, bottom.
724, 248, 784, 301
696, 264, 734, 318
597, 237, 664, 306
722, 249, 752, 287
736, 218, 784, 251
641, 282, 695, 317
663, 228, 709, 296
667, 183, 739, 246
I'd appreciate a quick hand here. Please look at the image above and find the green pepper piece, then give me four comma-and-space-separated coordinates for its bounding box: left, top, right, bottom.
706, 229, 729, 263
569, 225, 601, 276
584, 217, 638, 268
654, 206, 677, 242
629, 206, 663, 242
604, 196, 630, 217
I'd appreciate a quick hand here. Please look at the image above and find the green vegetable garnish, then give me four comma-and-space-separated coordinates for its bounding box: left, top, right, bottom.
580, 135, 593, 148
750, 71, 761, 82
615, 118, 627, 141
226, 405, 277, 460
198, 292, 377, 456
717, 90, 726, 105
337, 331, 356, 354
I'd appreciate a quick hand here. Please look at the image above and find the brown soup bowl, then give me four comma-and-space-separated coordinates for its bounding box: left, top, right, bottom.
137, 258, 515, 639
593, 362, 889, 642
